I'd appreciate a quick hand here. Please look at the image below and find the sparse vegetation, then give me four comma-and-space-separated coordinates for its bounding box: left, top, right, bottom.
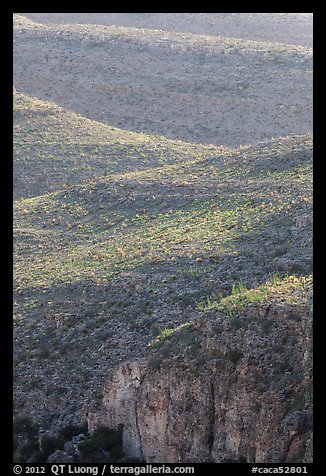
13, 12, 312, 464
196, 275, 312, 319
13, 415, 38, 438
59, 423, 88, 440
226, 349, 243, 365
13, 416, 40, 463
78, 425, 124, 461
40, 435, 65, 460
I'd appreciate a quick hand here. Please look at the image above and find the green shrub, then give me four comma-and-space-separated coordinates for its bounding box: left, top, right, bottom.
59, 423, 88, 440
226, 349, 242, 365
19, 439, 40, 461
148, 355, 162, 370
40, 435, 65, 459
229, 317, 243, 330
260, 319, 273, 335
231, 282, 246, 295
13, 416, 38, 438
162, 328, 174, 338
13, 416, 41, 463
110, 445, 124, 461
78, 425, 123, 460
279, 361, 294, 373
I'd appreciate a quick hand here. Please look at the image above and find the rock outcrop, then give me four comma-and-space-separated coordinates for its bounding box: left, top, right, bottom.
86, 297, 313, 463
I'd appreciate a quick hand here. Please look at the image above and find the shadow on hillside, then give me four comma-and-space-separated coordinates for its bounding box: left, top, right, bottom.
15, 195, 312, 329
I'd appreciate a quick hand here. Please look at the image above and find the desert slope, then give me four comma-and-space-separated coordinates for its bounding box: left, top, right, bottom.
13, 14, 312, 147
87, 275, 312, 463
14, 97, 312, 450
20, 13, 313, 47
13, 13, 313, 464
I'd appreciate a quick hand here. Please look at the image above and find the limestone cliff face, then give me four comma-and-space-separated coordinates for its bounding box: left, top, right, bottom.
86, 301, 312, 463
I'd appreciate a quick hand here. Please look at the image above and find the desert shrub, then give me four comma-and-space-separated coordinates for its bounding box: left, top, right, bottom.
229, 317, 243, 330
78, 425, 123, 461
13, 415, 38, 438
260, 319, 273, 335
279, 361, 293, 373
226, 349, 242, 365
59, 423, 88, 440
148, 355, 162, 370
13, 416, 40, 463
19, 439, 40, 461
110, 445, 124, 461
40, 435, 65, 459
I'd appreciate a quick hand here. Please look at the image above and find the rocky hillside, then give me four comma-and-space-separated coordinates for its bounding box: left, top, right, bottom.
13, 96, 313, 460
13, 13, 313, 464
13, 14, 312, 147
87, 275, 312, 463
19, 13, 313, 47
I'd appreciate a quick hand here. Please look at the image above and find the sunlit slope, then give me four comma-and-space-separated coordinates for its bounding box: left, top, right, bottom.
14, 90, 226, 200
15, 131, 311, 302
14, 133, 312, 324
13, 117, 312, 420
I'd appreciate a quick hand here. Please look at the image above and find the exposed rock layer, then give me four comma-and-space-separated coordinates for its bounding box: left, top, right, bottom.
86, 300, 312, 463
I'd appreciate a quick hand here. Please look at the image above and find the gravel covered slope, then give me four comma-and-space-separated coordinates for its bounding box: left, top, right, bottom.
13, 14, 312, 147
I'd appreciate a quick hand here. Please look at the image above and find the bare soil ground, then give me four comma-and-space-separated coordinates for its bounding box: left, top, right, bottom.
13, 14, 312, 147
13, 90, 312, 431
20, 13, 313, 47
13, 13, 313, 463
